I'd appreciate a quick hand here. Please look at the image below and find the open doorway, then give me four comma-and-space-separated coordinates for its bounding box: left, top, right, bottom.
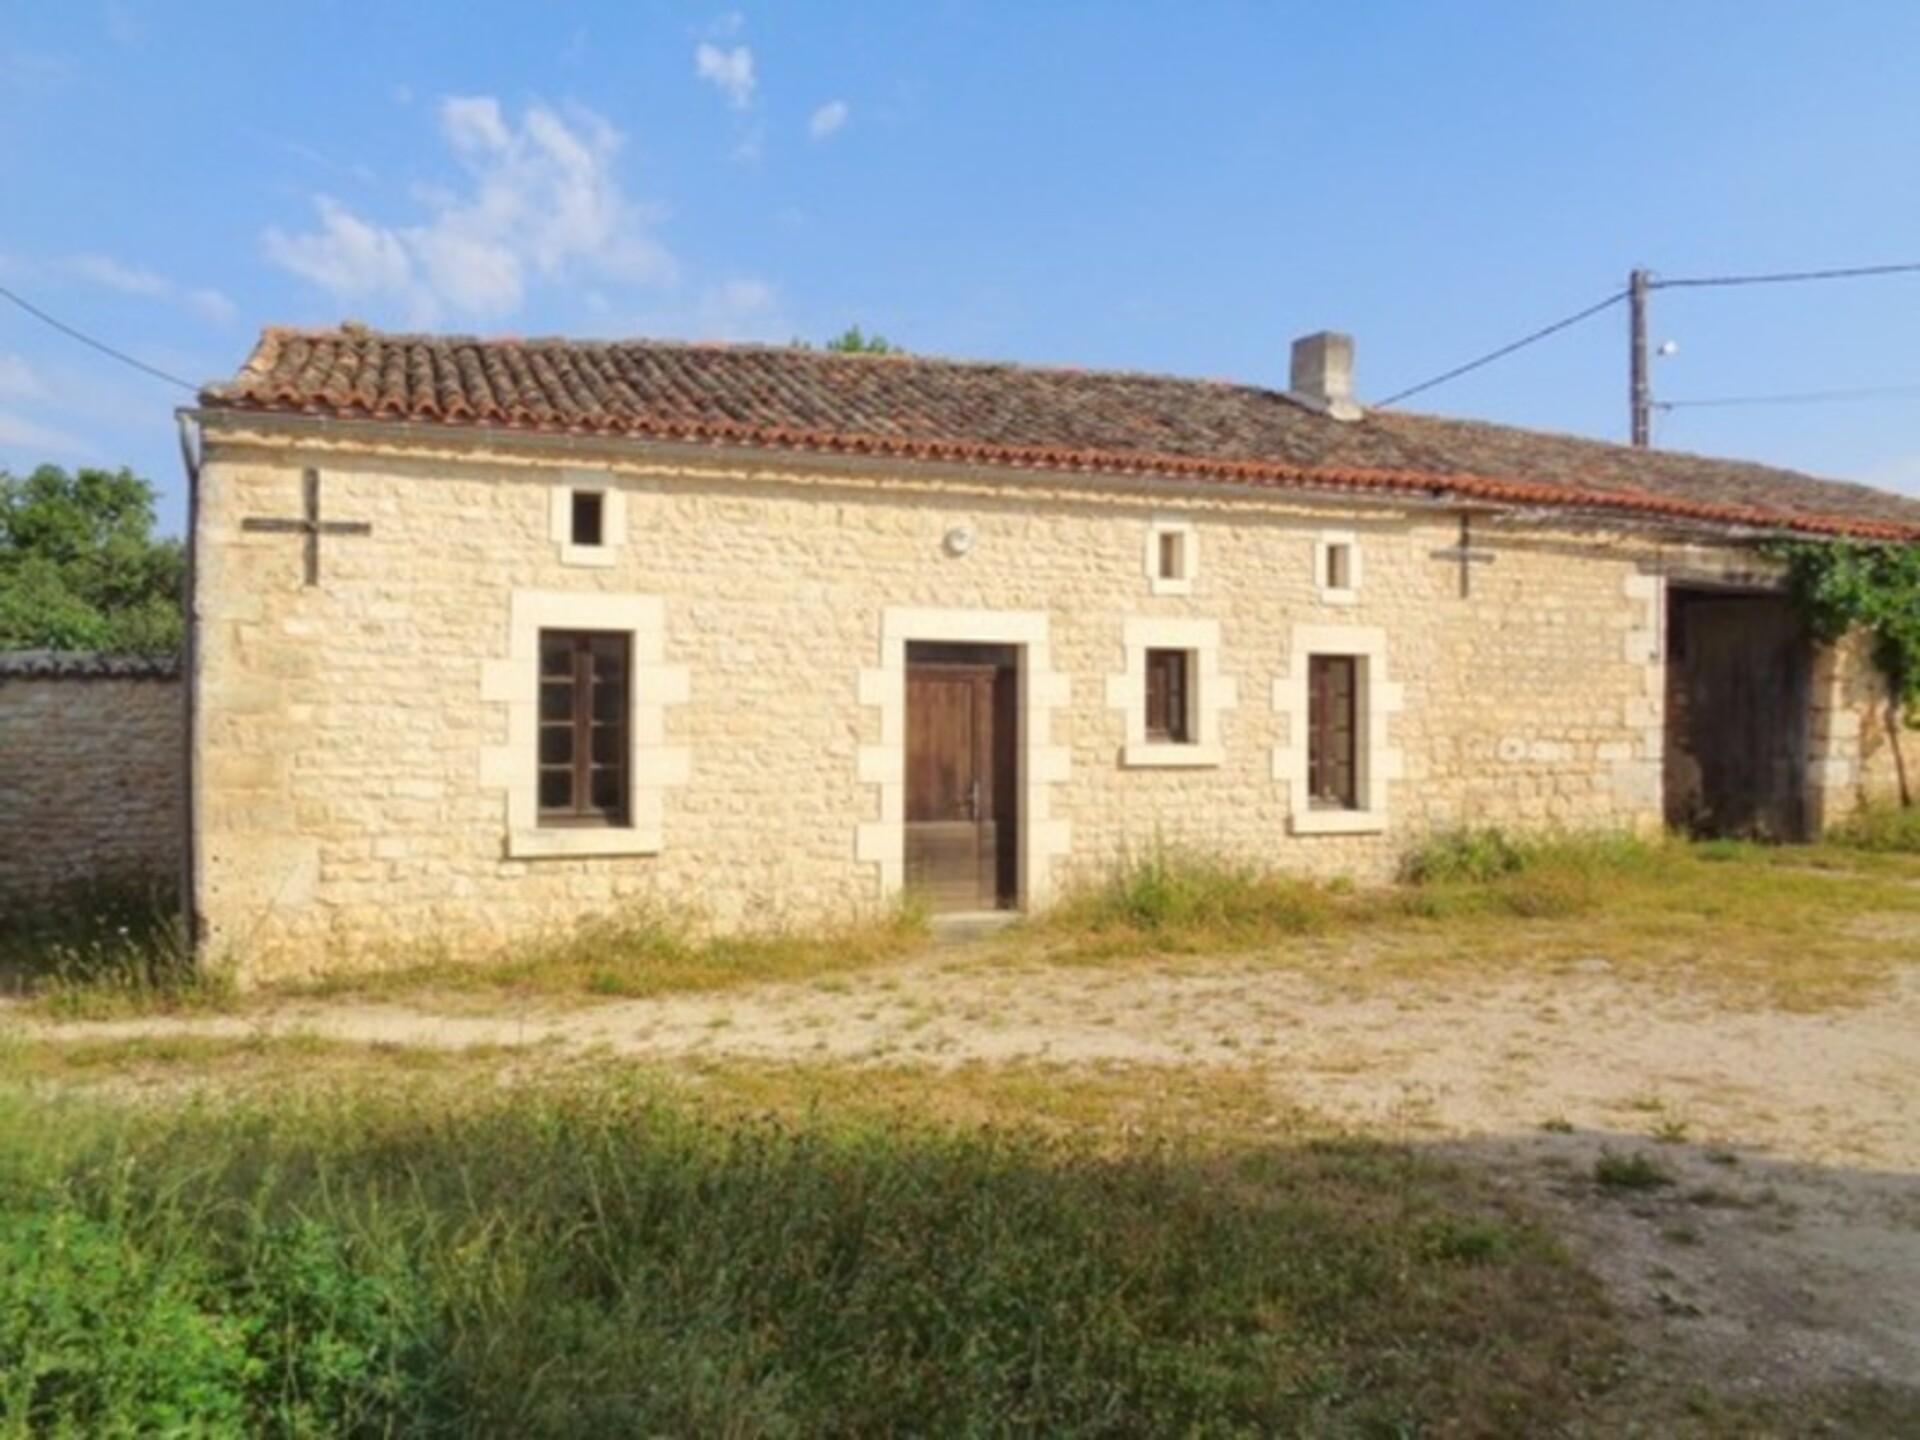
1664, 588, 1811, 840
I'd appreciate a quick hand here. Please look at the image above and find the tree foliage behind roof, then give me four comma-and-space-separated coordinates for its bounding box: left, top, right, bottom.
0, 465, 183, 654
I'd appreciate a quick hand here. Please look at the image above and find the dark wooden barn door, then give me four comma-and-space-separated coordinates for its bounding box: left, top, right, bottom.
1664, 591, 1810, 840
905, 650, 1017, 911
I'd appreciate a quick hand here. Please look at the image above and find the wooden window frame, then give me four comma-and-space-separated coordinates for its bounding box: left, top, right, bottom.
1144, 647, 1194, 744
1307, 653, 1359, 810
537, 629, 631, 826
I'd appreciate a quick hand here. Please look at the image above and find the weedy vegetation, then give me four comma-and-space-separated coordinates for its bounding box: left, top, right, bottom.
0, 1074, 1623, 1437
0, 875, 226, 1018
1033, 830, 1920, 1010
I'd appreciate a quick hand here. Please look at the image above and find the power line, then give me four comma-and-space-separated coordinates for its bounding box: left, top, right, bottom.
1374, 289, 1626, 409
1656, 383, 1920, 411
0, 282, 198, 393
1653, 261, 1920, 290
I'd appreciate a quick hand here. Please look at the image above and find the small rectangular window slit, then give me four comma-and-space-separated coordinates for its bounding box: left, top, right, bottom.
1157, 530, 1185, 582
1324, 542, 1352, 592
571, 491, 605, 548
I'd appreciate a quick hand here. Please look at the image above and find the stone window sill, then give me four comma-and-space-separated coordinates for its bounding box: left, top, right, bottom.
1288, 808, 1386, 836
1121, 741, 1223, 769
507, 826, 661, 859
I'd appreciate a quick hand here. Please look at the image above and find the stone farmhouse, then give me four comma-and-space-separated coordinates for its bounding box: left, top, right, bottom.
173, 326, 1920, 977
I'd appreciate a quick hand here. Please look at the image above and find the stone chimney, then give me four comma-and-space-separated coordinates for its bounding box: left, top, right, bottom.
1288, 331, 1363, 421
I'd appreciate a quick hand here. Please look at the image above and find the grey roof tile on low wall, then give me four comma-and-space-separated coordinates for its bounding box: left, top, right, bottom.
0, 650, 182, 680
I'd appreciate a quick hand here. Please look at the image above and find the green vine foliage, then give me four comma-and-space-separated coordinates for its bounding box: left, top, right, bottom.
1764, 539, 1920, 724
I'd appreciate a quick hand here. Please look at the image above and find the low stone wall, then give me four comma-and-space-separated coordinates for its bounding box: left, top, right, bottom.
0, 652, 185, 910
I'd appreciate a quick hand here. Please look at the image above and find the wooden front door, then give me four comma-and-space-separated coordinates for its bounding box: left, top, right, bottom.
1664, 590, 1811, 840
905, 652, 1017, 911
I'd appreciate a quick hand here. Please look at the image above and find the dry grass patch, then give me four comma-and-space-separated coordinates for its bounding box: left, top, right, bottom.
283, 902, 929, 1006
1027, 836, 1920, 1012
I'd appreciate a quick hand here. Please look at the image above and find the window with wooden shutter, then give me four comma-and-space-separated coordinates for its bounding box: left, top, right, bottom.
1307, 654, 1358, 809
538, 630, 631, 824
1144, 648, 1193, 744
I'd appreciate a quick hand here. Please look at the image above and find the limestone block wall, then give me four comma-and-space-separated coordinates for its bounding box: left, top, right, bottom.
1810, 631, 1915, 822
190, 426, 1876, 978
0, 655, 184, 909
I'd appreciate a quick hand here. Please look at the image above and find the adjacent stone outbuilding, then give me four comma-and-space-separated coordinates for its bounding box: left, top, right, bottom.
181, 328, 1920, 979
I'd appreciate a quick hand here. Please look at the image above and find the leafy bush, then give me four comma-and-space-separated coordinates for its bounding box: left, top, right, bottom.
1047, 846, 1334, 948
1401, 828, 1528, 885
0, 1207, 252, 1433
0, 1083, 1620, 1435
1828, 803, 1920, 854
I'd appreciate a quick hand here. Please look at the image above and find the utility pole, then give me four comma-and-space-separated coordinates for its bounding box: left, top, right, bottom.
1629, 267, 1650, 447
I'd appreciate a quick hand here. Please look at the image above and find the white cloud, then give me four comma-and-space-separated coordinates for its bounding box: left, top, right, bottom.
70, 254, 169, 296
693, 276, 784, 340
61, 254, 238, 327
187, 288, 240, 326
0, 355, 47, 399
0, 411, 89, 457
808, 100, 849, 141
262, 97, 678, 325
265, 197, 414, 300
695, 43, 756, 109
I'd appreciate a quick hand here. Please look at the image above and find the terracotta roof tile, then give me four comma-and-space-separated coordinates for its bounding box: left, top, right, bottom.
201, 327, 1920, 541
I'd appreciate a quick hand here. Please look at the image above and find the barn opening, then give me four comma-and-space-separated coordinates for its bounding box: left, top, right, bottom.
1663, 587, 1811, 840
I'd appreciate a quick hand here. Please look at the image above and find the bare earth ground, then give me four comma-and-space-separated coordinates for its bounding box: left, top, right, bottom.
12, 947, 1920, 1412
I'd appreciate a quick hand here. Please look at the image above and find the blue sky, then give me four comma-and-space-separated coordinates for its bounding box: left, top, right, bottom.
4, 2, 1919, 536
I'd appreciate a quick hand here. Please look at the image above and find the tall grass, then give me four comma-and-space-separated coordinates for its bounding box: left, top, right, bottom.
0, 875, 223, 1015
1828, 802, 1920, 853
294, 900, 930, 1002
0, 1080, 1620, 1435
1042, 848, 1337, 955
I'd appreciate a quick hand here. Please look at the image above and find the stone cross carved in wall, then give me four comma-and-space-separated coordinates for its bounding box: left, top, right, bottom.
240, 467, 372, 587
1429, 512, 1496, 598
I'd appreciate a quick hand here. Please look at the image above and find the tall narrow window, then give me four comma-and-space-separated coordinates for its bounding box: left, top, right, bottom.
538, 630, 630, 824
1144, 648, 1193, 744
1323, 542, 1352, 592
571, 490, 606, 547
1157, 530, 1185, 582
1307, 654, 1358, 809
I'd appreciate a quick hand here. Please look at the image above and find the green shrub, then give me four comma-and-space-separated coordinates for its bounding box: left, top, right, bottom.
1593, 1148, 1674, 1192
1048, 847, 1334, 947
1829, 803, 1920, 854
1402, 828, 1528, 885
0, 1206, 253, 1433
0, 1083, 1620, 1435
233, 1218, 442, 1437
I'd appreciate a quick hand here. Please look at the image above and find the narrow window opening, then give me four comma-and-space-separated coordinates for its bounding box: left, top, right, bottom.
571, 490, 606, 548
1324, 542, 1352, 592
1307, 654, 1359, 809
1144, 648, 1194, 744
538, 629, 630, 825
1157, 530, 1185, 582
